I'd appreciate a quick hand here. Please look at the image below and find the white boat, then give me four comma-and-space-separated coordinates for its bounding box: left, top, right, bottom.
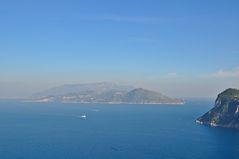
80, 115, 87, 119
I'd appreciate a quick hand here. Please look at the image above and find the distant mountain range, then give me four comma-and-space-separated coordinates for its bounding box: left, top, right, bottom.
26, 82, 184, 104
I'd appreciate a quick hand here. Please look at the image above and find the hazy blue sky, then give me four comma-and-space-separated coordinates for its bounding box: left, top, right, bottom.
1, 0, 239, 98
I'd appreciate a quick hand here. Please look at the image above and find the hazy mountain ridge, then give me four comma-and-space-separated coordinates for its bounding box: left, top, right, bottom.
196, 88, 239, 129
28, 82, 184, 104
33, 82, 134, 97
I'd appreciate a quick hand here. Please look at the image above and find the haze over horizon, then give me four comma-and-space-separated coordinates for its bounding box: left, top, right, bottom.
1, 0, 239, 98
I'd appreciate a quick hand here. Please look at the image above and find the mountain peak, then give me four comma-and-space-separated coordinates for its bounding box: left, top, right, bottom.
123, 88, 183, 104
131, 88, 148, 92
218, 88, 239, 99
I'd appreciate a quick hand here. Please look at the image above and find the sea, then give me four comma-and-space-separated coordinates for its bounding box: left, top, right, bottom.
0, 100, 238, 159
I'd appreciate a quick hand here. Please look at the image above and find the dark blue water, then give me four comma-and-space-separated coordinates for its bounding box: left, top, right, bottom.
0, 100, 238, 159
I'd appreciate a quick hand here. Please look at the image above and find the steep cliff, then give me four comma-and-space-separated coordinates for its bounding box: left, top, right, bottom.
196, 88, 239, 129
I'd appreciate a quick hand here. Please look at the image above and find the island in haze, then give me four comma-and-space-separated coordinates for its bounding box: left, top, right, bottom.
196, 88, 239, 129
25, 82, 184, 104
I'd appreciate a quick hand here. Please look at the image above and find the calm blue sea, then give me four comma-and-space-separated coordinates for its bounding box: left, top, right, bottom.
0, 100, 238, 159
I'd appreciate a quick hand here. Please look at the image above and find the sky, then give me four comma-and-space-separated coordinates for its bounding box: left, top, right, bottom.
1, 0, 239, 98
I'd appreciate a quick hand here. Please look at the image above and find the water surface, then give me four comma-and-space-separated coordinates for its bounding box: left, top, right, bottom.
0, 100, 238, 159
